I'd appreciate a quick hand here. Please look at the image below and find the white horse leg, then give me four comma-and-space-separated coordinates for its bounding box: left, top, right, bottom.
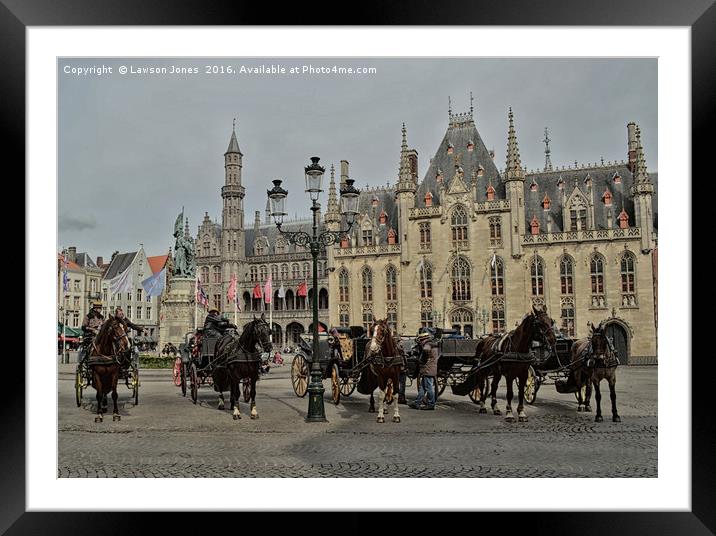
218, 393, 225, 410
377, 388, 386, 423
392, 384, 401, 423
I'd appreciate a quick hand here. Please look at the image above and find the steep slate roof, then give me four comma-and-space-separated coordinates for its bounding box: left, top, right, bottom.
103, 252, 137, 280
416, 116, 503, 207
147, 254, 169, 274
351, 187, 399, 244
244, 218, 325, 257
75, 252, 99, 270
523, 164, 657, 232
226, 129, 241, 154
58, 253, 82, 272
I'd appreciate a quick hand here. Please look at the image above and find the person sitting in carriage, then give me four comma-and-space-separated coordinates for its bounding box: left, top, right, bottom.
78, 301, 105, 366
202, 308, 236, 339
114, 306, 145, 336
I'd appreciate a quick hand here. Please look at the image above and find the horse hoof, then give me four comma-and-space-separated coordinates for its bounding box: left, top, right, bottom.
518, 416, 528, 423
218, 403, 225, 411
577, 406, 583, 412
612, 415, 621, 423
233, 414, 241, 420
94, 416, 103, 423
493, 409, 501, 416
478, 408, 487, 414
369, 408, 376, 413
392, 416, 401, 423
505, 416, 515, 423
250, 414, 258, 420
595, 415, 603, 423
113, 414, 121, 422
584, 406, 592, 412
376, 417, 385, 423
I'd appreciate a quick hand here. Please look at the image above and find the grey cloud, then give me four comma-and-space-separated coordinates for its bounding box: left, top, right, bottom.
59, 213, 98, 232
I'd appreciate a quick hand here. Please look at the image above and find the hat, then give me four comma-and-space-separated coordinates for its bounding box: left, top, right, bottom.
416, 329, 432, 342
92, 301, 102, 307
208, 308, 220, 314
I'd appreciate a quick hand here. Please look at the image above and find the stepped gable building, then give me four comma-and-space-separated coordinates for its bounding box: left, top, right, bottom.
195, 123, 329, 347
328, 100, 657, 364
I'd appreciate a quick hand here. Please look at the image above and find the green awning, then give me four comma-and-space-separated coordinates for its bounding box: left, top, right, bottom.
58, 322, 82, 337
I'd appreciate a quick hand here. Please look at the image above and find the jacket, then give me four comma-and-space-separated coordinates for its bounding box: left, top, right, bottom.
419, 341, 439, 377
203, 312, 234, 335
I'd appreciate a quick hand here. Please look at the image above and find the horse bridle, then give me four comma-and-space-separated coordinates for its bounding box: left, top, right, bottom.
532, 312, 557, 358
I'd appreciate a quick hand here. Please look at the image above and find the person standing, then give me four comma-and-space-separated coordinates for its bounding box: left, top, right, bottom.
409, 329, 438, 410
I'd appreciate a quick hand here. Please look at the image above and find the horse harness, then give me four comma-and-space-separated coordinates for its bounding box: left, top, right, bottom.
575, 336, 620, 370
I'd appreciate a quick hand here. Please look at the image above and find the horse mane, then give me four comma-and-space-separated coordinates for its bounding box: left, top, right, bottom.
94, 315, 118, 355
378, 320, 396, 356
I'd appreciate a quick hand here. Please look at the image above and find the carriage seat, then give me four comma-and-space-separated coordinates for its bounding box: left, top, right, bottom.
337, 333, 353, 362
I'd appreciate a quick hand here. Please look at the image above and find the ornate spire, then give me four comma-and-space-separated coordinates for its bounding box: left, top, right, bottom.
470, 91, 474, 117
225, 118, 242, 155
634, 127, 650, 183
397, 123, 415, 193
325, 163, 341, 224
505, 107, 524, 181
543, 127, 553, 171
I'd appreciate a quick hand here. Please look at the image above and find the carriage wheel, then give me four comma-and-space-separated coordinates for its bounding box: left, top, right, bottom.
189, 363, 198, 404
291, 354, 309, 398
331, 364, 341, 405
180, 362, 187, 397
524, 366, 538, 405
243, 378, 252, 403
132, 367, 139, 406
340, 375, 356, 397
435, 375, 448, 400
75, 367, 83, 407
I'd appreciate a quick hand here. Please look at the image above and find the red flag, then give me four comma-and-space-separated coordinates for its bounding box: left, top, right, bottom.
253, 283, 263, 299
227, 273, 237, 303
264, 275, 273, 304
297, 281, 308, 297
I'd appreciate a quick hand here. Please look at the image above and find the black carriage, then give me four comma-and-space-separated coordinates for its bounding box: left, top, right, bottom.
74, 342, 140, 407
290, 326, 369, 404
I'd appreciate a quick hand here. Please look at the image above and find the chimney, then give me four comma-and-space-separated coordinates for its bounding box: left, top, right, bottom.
627, 122, 637, 172
68, 247, 77, 263
340, 160, 349, 188
254, 210, 261, 231
111, 250, 119, 262
96, 256, 103, 267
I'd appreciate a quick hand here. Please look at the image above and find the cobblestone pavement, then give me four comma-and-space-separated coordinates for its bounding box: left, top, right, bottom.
58, 362, 657, 477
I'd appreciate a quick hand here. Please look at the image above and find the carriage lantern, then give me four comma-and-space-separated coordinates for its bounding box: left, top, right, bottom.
267, 157, 360, 423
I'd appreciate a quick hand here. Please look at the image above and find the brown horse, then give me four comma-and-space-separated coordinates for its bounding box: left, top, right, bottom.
570, 321, 621, 422
88, 315, 131, 423
213, 315, 272, 420
473, 305, 556, 423
357, 319, 403, 423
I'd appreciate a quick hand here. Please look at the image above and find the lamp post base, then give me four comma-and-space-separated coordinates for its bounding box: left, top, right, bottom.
305, 370, 328, 422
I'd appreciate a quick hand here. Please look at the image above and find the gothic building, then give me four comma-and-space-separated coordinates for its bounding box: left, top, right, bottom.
326, 102, 657, 364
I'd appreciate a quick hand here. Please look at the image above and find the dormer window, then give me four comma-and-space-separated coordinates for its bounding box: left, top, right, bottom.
542, 194, 551, 210
476, 165, 485, 177
557, 177, 564, 190
530, 178, 538, 192
447, 142, 454, 155
425, 191, 433, 207
467, 140, 475, 152
584, 173, 592, 188
612, 171, 622, 185
618, 208, 629, 229
530, 215, 540, 235
602, 189, 613, 206
371, 197, 379, 208
436, 169, 443, 183
387, 228, 396, 245
486, 184, 495, 201
340, 237, 350, 249
379, 210, 387, 225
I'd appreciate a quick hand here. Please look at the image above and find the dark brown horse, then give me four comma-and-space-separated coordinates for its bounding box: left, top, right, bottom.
357, 319, 403, 423
473, 305, 556, 423
88, 315, 131, 423
570, 321, 621, 422
213, 315, 272, 420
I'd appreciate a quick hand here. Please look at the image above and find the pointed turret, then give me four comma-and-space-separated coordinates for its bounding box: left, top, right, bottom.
631, 125, 655, 252
505, 108, 524, 182
325, 163, 341, 225
225, 118, 242, 155
543, 127, 553, 172
396, 123, 416, 194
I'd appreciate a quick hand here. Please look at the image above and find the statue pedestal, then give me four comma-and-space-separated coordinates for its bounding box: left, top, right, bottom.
159, 277, 196, 348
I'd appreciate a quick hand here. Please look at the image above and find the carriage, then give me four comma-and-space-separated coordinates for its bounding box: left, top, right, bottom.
290, 326, 371, 404
74, 343, 140, 407
178, 328, 271, 404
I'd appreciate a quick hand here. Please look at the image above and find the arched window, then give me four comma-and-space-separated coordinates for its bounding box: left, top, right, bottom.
530, 256, 545, 296
338, 269, 350, 303
291, 263, 300, 279
203, 241, 210, 256
285, 289, 295, 310
280, 264, 289, 281
319, 288, 329, 310
275, 238, 287, 254
250, 266, 257, 282
255, 241, 265, 256
419, 223, 431, 251
620, 252, 637, 306
242, 292, 251, 312
490, 257, 504, 296
489, 216, 502, 247
213, 266, 222, 284
451, 256, 471, 302
560, 256, 574, 295
303, 263, 310, 280
569, 197, 588, 231
201, 266, 209, 284
419, 262, 433, 299
259, 265, 268, 281
386, 304, 398, 333
362, 307, 373, 332
451, 205, 469, 246
386, 265, 397, 301
361, 267, 373, 302
271, 265, 278, 282
590, 254, 606, 307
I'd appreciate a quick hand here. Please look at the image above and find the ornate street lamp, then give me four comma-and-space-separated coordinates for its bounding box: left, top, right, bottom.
267, 157, 360, 422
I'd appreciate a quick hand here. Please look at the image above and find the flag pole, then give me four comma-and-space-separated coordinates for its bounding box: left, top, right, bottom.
234, 273, 238, 327
194, 273, 198, 332
269, 284, 273, 345
62, 248, 67, 363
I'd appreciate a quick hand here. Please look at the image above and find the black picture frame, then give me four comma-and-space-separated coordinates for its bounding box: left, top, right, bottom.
5, 0, 712, 532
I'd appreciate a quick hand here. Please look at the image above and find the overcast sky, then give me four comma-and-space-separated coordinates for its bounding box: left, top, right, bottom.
58, 58, 657, 260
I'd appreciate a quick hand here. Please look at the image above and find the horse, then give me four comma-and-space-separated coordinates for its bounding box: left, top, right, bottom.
472, 305, 556, 423
87, 315, 131, 423
356, 319, 403, 423
570, 321, 621, 422
212, 315, 272, 420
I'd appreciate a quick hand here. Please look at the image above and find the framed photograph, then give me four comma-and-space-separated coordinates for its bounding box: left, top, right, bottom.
7, 0, 711, 531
